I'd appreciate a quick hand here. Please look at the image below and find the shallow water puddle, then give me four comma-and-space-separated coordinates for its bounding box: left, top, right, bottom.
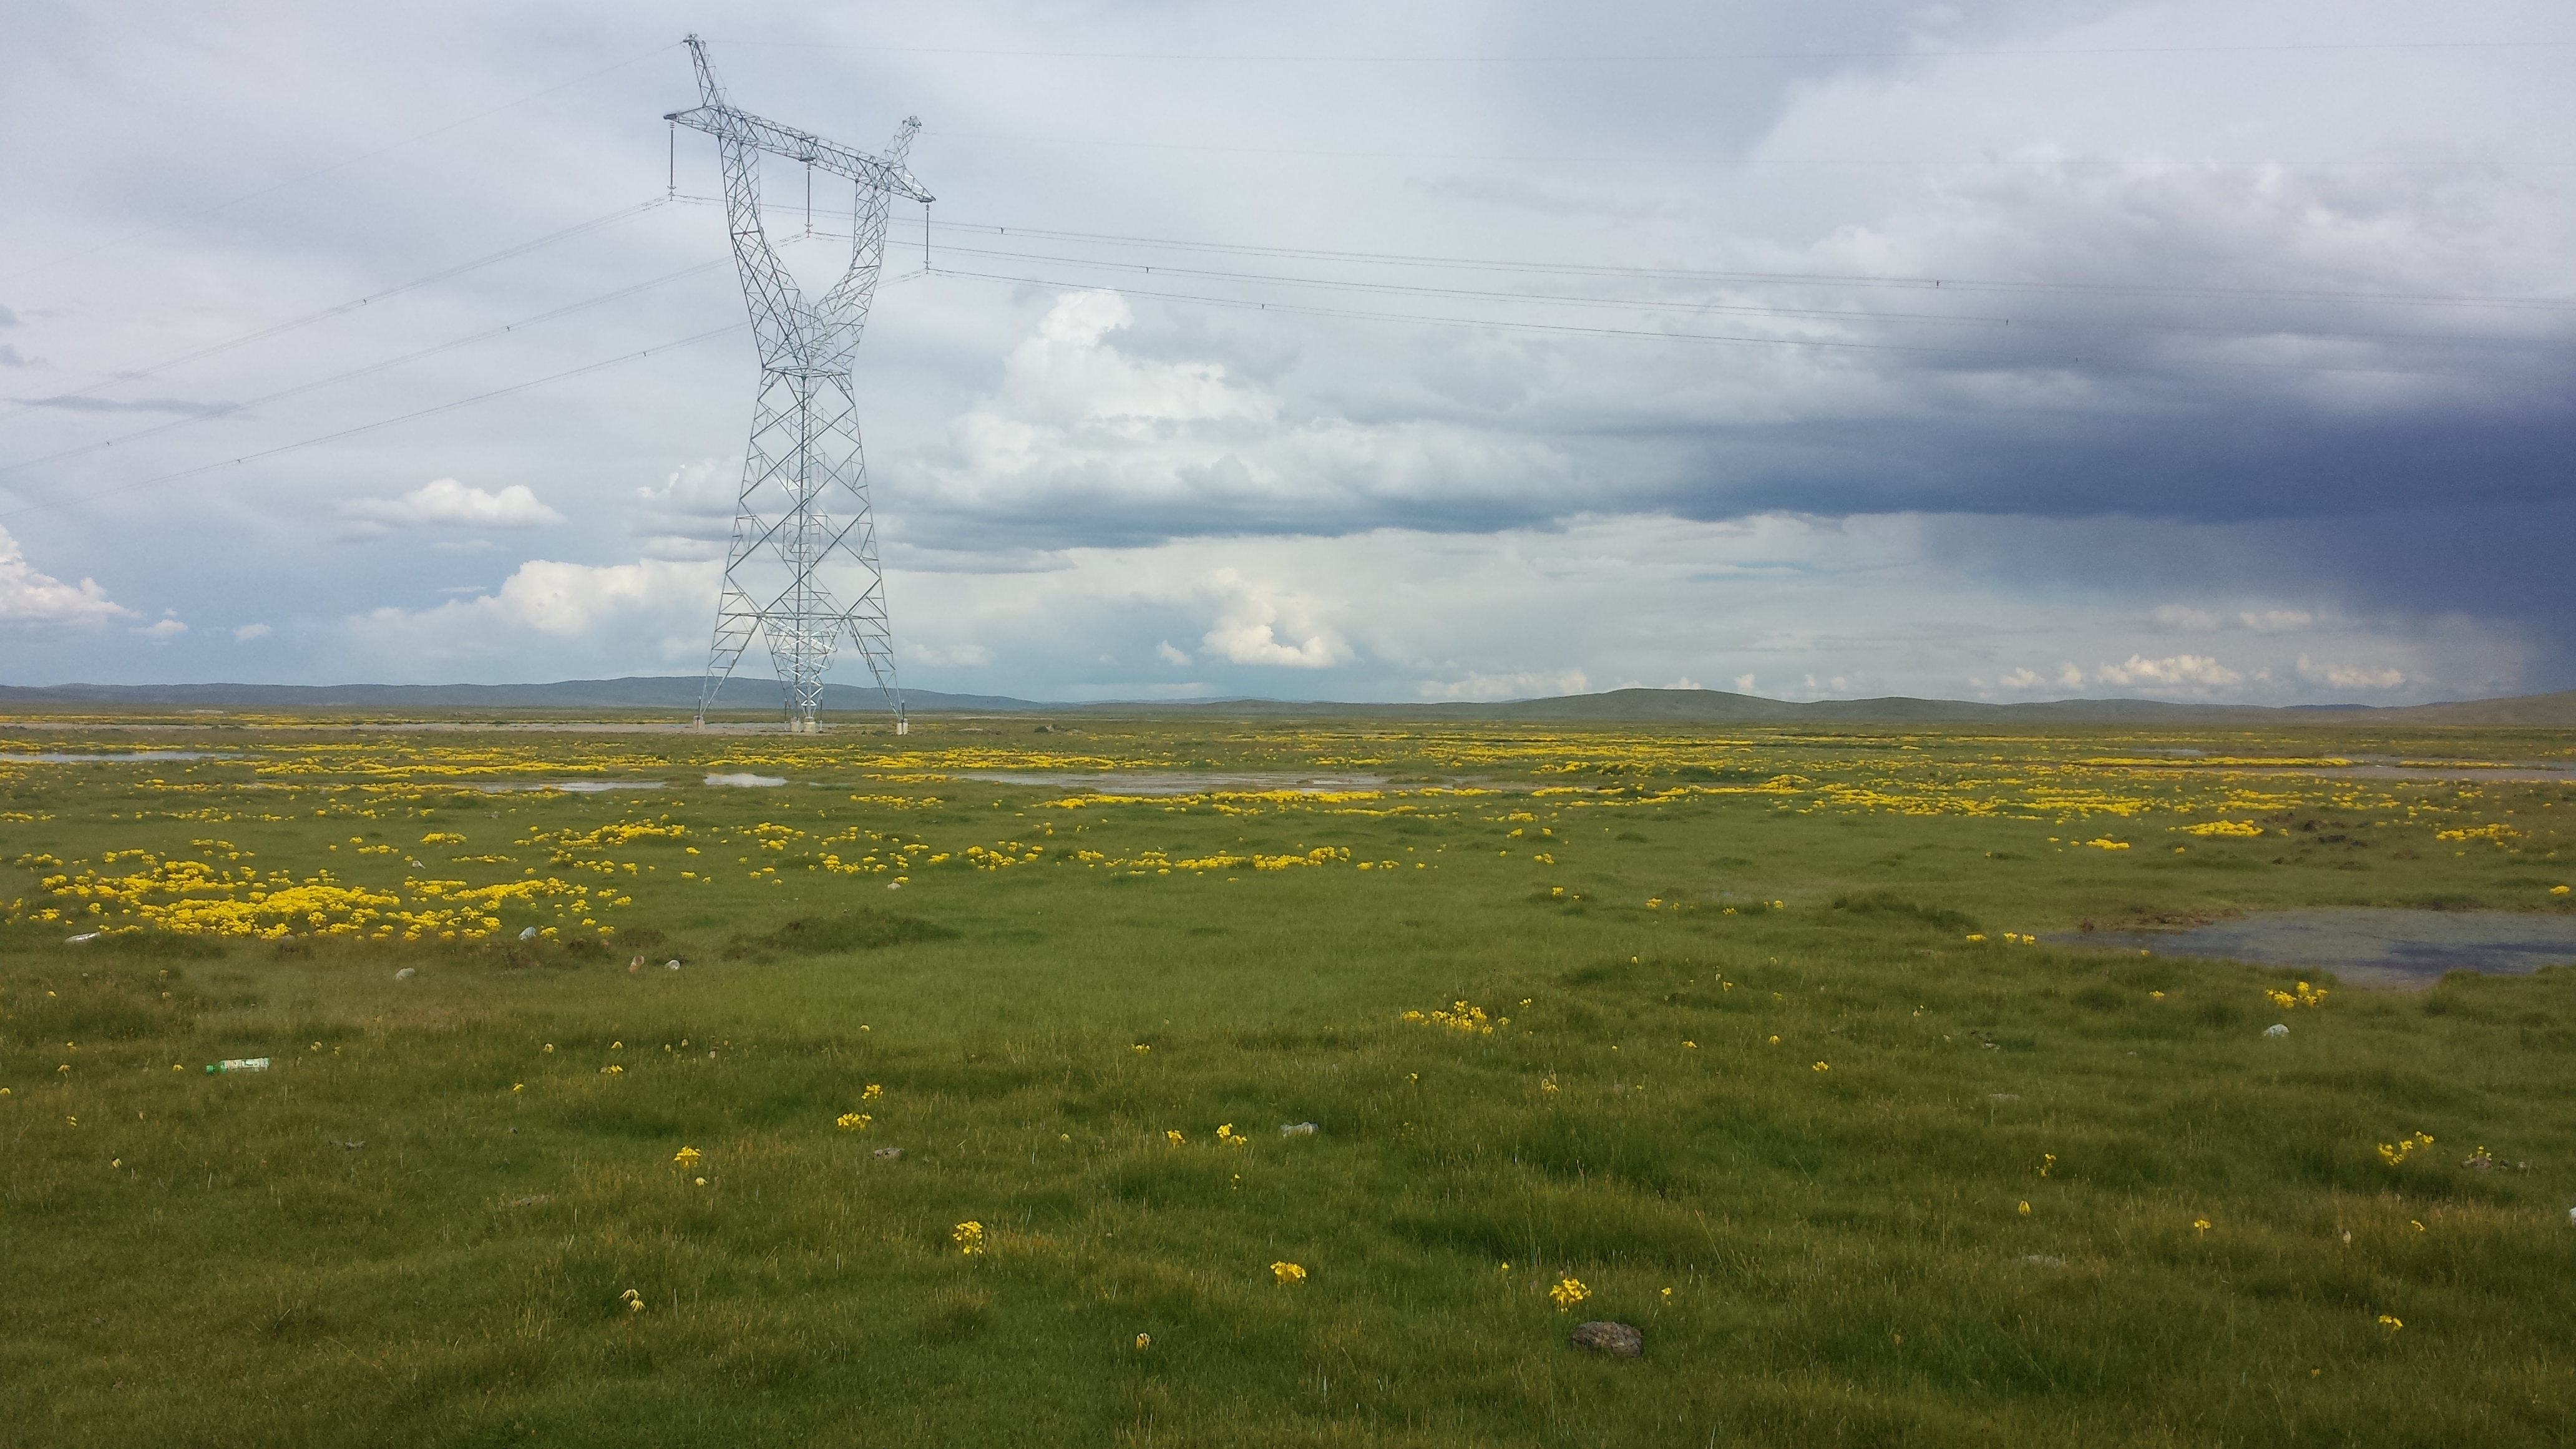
2052, 907, 2576, 988
467, 780, 668, 793
1, 751, 235, 763
955, 771, 1391, 796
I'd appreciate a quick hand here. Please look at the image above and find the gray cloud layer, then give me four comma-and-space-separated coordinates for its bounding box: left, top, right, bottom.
1, 0, 2568, 702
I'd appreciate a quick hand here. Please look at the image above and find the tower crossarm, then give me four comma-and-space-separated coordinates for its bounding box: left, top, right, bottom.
666, 104, 934, 203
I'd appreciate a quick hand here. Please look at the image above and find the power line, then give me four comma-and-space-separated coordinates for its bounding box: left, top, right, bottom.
0, 45, 680, 285
924, 264, 2510, 379
0, 256, 729, 477
913, 242, 2566, 349
908, 215, 2576, 314
920, 127, 2576, 172
1, 198, 676, 422
0, 321, 749, 524
709, 36, 2576, 62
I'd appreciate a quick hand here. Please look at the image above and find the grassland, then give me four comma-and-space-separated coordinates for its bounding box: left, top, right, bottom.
3, 713, 2573, 1447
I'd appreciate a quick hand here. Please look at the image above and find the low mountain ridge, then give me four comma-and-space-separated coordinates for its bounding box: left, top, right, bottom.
1, 678, 2569, 726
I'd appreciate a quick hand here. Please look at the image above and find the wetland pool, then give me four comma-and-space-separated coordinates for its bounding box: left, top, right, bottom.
2053, 907, 2576, 988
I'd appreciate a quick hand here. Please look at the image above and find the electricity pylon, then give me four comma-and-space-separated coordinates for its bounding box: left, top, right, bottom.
668, 34, 932, 733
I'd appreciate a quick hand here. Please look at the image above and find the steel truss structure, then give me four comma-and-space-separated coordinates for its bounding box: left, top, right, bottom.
667, 35, 932, 733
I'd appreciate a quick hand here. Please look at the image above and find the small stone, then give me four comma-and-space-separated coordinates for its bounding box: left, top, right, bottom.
872, 1146, 904, 1161
394, 967, 416, 980
1569, 1320, 1642, 1359
2263, 1023, 2290, 1038
665, 960, 682, 971
1279, 1121, 1320, 1136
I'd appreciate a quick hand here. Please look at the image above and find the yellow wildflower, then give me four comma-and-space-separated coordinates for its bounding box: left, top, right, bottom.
953, 1221, 985, 1256
1271, 1261, 1307, 1285
1548, 1276, 1590, 1311
837, 1113, 872, 1131
673, 1146, 701, 1168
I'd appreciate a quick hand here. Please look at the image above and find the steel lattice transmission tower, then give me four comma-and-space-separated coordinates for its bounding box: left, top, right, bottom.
667, 35, 932, 733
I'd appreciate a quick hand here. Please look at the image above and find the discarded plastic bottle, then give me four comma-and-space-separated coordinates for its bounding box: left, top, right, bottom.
205, 1057, 271, 1075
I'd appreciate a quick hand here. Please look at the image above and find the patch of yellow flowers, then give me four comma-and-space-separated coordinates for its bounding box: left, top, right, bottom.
2376, 1130, 2434, 1166
1401, 999, 1510, 1035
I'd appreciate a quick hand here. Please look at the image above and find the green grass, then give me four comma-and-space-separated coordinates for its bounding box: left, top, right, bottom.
2, 715, 2573, 1446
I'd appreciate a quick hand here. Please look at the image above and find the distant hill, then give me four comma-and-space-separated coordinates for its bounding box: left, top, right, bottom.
1076, 686, 2576, 727
1, 678, 2569, 726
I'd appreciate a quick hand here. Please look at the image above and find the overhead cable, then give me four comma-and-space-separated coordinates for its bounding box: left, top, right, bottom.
925, 265, 2495, 378
0, 255, 729, 477
1, 198, 678, 422
0, 321, 748, 523
0, 44, 680, 285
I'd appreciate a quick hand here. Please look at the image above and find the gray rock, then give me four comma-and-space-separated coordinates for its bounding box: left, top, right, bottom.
871, 1146, 904, 1161
2263, 1023, 2290, 1038
394, 967, 416, 980
1568, 1320, 1642, 1359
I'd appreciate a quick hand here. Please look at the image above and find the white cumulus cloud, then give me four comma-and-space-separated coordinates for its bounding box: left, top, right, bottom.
2095, 653, 2242, 689
233, 623, 272, 642
0, 525, 134, 625
1418, 668, 1589, 702
2296, 655, 2406, 690
344, 478, 565, 532
1198, 567, 1346, 668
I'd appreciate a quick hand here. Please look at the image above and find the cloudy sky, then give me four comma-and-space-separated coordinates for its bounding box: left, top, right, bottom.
4, 1, 2570, 706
